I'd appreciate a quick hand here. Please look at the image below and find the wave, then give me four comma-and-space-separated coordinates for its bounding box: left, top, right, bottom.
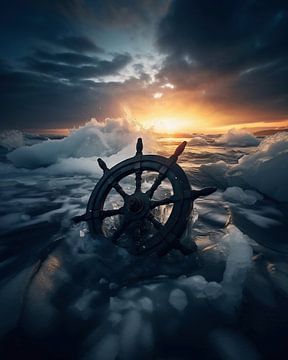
0, 130, 48, 151
188, 136, 209, 146
215, 128, 260, 147
7, 119, 152, 170
201, 131, 288, 201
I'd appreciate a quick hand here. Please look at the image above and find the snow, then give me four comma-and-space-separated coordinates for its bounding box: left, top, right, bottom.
215, 128, 260, 147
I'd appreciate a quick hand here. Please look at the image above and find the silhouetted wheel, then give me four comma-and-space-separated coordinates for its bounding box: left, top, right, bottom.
73, 138, 216, 256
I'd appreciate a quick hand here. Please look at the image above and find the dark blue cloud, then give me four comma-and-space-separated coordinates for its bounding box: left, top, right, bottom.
1, 0, 287, 128
157, 0, 288, 119
0, 66, 123, 128
56, 35, 104, 53
24, 52, 132, 79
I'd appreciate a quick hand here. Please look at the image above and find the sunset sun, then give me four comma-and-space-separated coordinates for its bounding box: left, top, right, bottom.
145, 117, 192, 134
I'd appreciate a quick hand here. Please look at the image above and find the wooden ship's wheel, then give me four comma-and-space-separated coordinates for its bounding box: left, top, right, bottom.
73, 138, 216, 256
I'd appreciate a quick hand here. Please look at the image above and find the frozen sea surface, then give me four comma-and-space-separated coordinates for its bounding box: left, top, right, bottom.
0, 123, 288, 359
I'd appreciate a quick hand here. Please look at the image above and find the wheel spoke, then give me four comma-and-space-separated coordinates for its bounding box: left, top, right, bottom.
135, 169, 142, 192
145, 141, 187, 199
147, 213, 163, 230
100, 207, 124, 219
113, 182, 128, 199
170, 141, 187, 162
135, 138, 143, 156
150, 195, 179, 209
146, 173, 166, 198
72, 213, 88, 223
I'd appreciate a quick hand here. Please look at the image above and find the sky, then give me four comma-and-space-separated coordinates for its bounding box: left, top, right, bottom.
1, 0, 288, 132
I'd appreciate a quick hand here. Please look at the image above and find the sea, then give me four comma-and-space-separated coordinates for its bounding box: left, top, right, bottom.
0, 120, 287, 359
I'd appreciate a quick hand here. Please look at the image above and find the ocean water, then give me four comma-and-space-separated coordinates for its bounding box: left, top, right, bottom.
0, 122, 288, 359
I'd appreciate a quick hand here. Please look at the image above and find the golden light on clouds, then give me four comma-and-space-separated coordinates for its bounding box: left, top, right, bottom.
118, 79, 288, 135
144, 117, 193, 133
153, 92, 163, 99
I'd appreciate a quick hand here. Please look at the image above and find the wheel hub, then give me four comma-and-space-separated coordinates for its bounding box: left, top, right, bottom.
125, 192, 150, 217
128, 196, 143, 213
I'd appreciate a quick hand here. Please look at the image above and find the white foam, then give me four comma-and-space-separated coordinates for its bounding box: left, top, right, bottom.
7, 118, 150, 170
215, 128, 260, 147
188, 136, 208, 146
0, 130, 25, 150
201, 132, 288, 201
229, 132, 288, 201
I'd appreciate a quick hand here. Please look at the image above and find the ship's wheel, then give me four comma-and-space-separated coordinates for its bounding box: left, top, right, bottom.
73, 138, 216, 256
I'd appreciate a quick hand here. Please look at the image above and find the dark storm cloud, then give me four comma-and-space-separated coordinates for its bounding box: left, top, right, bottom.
54, 0, 171, 27
56, 36, 104, 53
0, 49, 133, 129
24, 52, 132, 79
31, 50, 100, 66
0, 66, 124, 129
157, 0, 288, 119
0, 0, 167, 128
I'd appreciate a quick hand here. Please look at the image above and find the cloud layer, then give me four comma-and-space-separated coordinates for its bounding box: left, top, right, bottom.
0, 0, 288, 129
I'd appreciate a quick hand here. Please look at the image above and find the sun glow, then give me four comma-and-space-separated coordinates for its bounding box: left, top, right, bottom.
145, 117, 191, 134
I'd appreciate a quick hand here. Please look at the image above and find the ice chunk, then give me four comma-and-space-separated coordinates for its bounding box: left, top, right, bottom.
110, 297, 135, 312
87, 334, 119, 360
201, 132, 288, 201
223, 186, 262, 205
215, 128, 260, 147
74, 289, 100, 313
203, 282, 223, 299
138, 297, 154, 313
201, 161, 230, 186
119, 310, 142, 359
229, 132, 288, 201
168, 289, 188, 311
180, 275, 208, 292
221, 225, 253, 310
